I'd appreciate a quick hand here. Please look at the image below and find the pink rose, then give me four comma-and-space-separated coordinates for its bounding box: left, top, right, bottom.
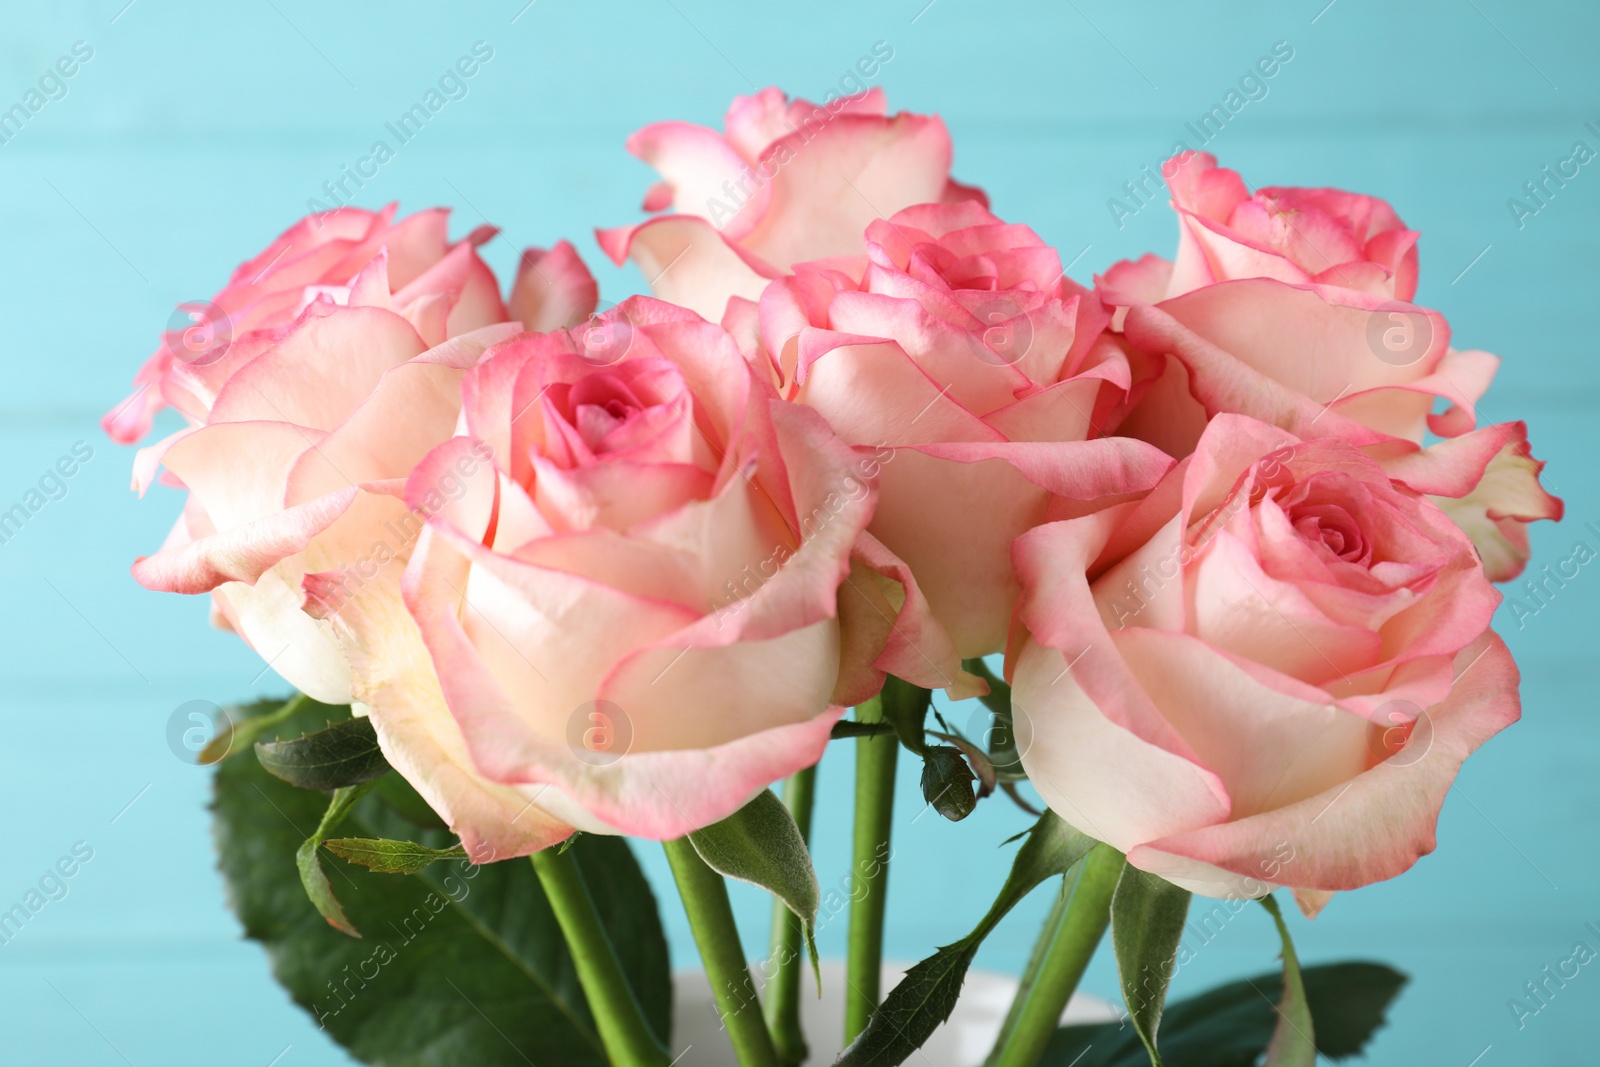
759, 200, 1173, 659
598, 87, 986, 323
104, 204, 595, 445
1009, 414, 1521, 908
1098, 156, 1561, 580
311, 299, 919, 846
1101, 151, 1419, 303
128, 305, 523, 704
123, 218, 599, 706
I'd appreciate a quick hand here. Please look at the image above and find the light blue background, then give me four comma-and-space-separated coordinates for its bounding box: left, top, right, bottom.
1, 1, 1595, 1063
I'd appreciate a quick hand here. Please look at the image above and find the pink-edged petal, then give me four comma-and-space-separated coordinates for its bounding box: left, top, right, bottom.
1160, 280, 1449, 407
209, 306, 427, 430
838, 529, 980, 702
1122, 301, 1387, 448
131, 426, 198, 496
1013, 511, 1209, 763
985, 375, 1107, 443
133, 423, 357, 593
600, 402, 870, 727
873, 449, 1044, 658
1011, 636, 1230, 853
304, 567, 572, 860
1130, 631, 1521, 893
405, 437, 500, 544
1112, 357, 1213, 459
822, 290, 1037, 417
1428, 423, 1563, 582
211, 562, 353, 703
1188, 528, 1383, 684
739, 111, 955, 269
906, 437, 1173, 505
1373, 422, 1511, 498
796, 334, 1003, 447
532, 457, 715, 534
403, 519, 839, 839
343, 206, 451, 287
723, 87, 793, 159
873, 437, 1171, 661
1090, 513, 1187, 632
1365, 227, 1420, 301
443, 528, 702, 748
1114, 628, 1373, 820
625, 120, 770, 238
509, 241, 600, 333
103, 354, 170, 444
1096, 254, 1175, 308
600, 616, 841, 752
286, 325, 518, 505
1419, 348, 1499, 437
598, 216, 777, 322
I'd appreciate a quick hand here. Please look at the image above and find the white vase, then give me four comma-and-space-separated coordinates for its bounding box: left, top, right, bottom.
669, 960, 1118, 1066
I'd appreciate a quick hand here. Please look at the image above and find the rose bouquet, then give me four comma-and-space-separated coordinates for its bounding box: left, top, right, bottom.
110, 88, 1558, 1066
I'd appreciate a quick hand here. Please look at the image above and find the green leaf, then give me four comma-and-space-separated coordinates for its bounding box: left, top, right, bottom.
836, 940, 981, 1067
835, 813, 1097, 1066
256, 714, 392, 791
325, 837, 469, 875
198, 693, 313, 765
689, 789, 822, 984
919, 745, 978, 822
1110, 866, 1191, 1066
1296, 962, 1407, 1057
1260, 895, 1315, 1066
1043, 961, 1407, 1066
876, 675, 932, 756
968, 811, 1100, 947
214, 699, 672, 1066
296, 781, 379, 937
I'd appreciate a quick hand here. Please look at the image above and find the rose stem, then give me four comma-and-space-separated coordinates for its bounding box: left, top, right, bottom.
844, 688, 900, 1043
983, 843, 1125, 1067
764, 764, 818, 1066
662, 837, 781, 1067
529, 848, 670, 1066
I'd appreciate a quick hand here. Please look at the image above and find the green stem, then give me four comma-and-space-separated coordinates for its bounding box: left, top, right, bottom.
984, 844, 1125, 1067
764, 765, 818, 1066
844, 693, 899, 1042
663, 838, 780, 1067
530, 849, 669, 1066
